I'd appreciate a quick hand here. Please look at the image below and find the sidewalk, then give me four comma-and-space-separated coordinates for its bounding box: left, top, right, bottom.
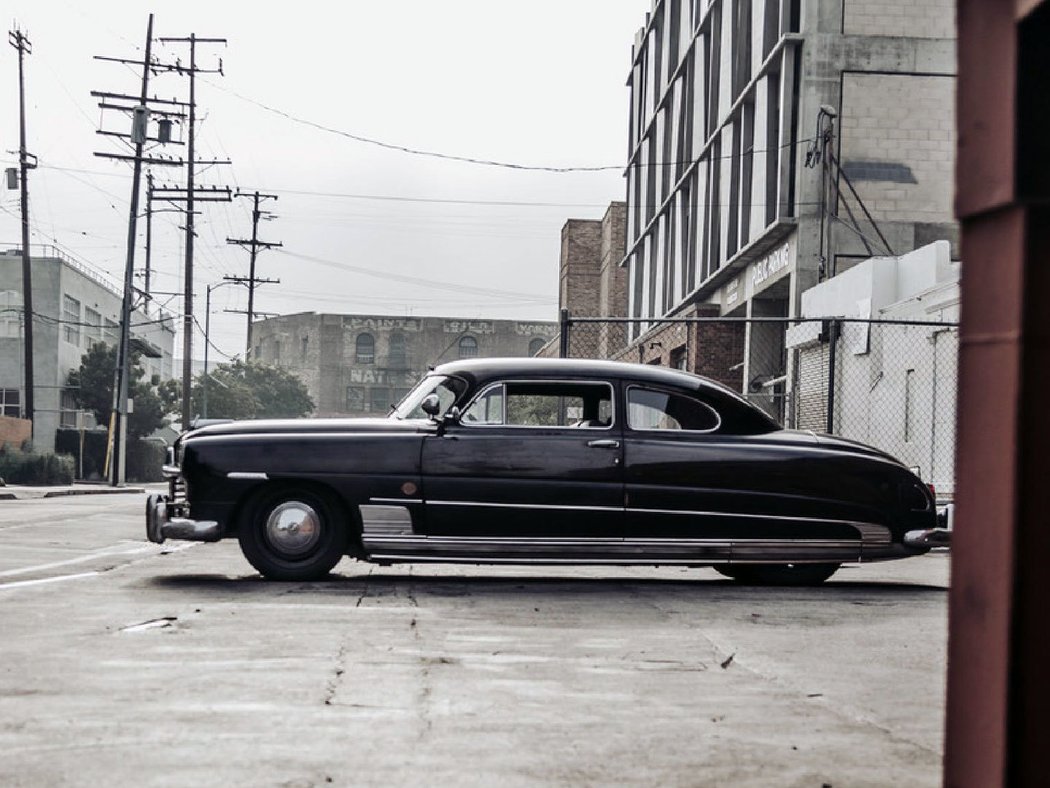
0, 483, 151, 500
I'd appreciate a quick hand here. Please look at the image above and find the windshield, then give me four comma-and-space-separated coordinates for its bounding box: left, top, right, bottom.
390, 374, 467, 419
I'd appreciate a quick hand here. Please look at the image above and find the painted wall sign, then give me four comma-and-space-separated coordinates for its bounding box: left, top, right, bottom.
345, 317, 422, 332
444, 320, 495, 334
750, 242, 793, 289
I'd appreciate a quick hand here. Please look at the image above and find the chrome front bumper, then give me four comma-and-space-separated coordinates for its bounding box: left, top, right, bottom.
146, 493, 221, 544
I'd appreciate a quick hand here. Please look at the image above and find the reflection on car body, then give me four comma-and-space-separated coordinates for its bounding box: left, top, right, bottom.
147, 358, 949, 585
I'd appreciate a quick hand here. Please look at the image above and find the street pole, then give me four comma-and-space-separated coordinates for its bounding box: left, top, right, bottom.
181, 33, 197, 431
144, 170, 153, 312
10, 28, 35, 436
203, 282, 217, 419
110, 14, 154, 487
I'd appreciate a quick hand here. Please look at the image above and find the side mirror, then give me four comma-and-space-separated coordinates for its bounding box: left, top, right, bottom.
420, 393, 441, 418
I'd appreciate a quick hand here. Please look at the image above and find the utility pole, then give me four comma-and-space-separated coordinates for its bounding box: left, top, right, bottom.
157, 33, 227, 431
9, 28, 36, 434
226, 190, 281, 358
93, 14, 189, 486
143, 171, 153, 310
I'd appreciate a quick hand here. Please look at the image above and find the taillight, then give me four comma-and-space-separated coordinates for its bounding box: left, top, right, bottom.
902, 482, 932, 511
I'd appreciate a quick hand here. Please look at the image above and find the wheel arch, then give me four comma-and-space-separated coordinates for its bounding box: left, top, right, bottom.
229, 477, 365, 557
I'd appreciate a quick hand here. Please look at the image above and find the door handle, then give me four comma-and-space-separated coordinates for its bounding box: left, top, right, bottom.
587, 439, 620, 449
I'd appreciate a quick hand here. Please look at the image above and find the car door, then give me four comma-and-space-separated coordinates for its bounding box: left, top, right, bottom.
421, 379, 624, 550
622, 383, 758, 561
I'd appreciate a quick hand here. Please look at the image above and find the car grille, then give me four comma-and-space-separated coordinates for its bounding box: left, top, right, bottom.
169, 475, 187, 509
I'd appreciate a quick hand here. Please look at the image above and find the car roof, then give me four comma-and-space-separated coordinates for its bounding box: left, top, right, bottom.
433, 356, 730, 396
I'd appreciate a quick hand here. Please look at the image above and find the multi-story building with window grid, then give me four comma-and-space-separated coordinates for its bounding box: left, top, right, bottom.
0, 247, 175, 450
251, 312, 557, 417
622, 0, 957, 392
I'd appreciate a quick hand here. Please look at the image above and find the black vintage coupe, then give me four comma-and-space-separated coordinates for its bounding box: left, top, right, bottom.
146, 358, 949, 585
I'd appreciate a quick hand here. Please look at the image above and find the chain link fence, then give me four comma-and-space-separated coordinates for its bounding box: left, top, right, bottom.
546, 315, 959, 498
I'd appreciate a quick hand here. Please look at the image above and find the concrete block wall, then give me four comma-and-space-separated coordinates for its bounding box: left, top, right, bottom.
839, 73, 956, 224
843, 0, 955, 39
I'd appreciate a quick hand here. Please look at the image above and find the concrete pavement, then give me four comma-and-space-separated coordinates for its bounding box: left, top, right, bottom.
0, 492, 950, 787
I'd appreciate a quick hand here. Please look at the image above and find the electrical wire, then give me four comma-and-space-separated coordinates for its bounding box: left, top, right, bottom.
274, 248, 550, 302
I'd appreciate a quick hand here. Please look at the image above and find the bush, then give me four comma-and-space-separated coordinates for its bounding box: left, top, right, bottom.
54, 429, 166, 482
0, 447, 75, 485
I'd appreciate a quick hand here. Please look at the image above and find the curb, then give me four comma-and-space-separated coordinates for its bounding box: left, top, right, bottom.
0, 487, 146, 500
42, 487, 146, 498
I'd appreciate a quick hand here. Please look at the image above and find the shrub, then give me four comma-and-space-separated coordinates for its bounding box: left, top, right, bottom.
0, 446, 75, 485
54, 429, 166, 482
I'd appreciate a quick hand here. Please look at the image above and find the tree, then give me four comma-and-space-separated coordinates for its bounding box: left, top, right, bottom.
191, 360, 314, 420
67, 342, 173, 438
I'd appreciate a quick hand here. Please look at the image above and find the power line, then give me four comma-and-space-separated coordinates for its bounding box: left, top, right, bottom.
274, 248, 550, 301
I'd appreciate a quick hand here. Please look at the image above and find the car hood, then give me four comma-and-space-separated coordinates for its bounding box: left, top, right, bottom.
182, 416, 432, 441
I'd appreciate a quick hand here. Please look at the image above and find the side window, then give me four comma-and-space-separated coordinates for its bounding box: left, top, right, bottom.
462, 384, 505, 425
462, 381, 613, 428
627, 386, 720, 432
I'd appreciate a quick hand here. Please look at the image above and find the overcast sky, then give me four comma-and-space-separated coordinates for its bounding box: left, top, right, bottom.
1, 0, 650, 361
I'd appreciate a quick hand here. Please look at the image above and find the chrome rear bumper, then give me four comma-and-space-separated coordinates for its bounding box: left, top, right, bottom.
903, 527, 952, 549
146, 493, 221, 544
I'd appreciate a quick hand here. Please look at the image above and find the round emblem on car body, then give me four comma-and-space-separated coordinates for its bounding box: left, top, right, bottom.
401, 481, 418, 496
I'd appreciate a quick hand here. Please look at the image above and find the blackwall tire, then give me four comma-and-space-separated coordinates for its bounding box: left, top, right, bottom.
238, 485, 348, 581
728, 563, 840, 586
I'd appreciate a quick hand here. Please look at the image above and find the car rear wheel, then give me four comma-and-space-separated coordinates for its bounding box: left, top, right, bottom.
238, 486, 348, 581
718, 563, 839, 586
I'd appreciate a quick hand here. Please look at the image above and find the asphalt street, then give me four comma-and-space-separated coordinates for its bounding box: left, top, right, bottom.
0, 492, 949, 787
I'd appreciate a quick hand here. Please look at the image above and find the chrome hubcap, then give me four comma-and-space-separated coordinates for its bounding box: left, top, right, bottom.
265, 501, 322, 556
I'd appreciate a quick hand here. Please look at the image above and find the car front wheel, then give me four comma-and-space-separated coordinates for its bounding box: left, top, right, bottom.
238, 486, 348, 580
718, 563, 839, 586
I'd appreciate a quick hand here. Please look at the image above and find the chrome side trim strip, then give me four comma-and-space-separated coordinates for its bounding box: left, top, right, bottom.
227, 471, 268, 480
360, 534, 862, 566
428, 500, 624, 513
369, 497, 423, 505
423, 500, 890, 544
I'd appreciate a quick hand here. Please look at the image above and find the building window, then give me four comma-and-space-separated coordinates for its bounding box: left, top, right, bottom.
369, 387, 391, 413
0, 290, 21, 338
671, 346, 687, 370
60, 389, 78, 428
388, 332, 406, 367
62, 295, 81, 346
356, 333, 375, 364
0, 388, 21, 418
84, 307, 101, 346
301, 336, 309, 359
528, 338, 546, 356
273, 340, 281, 365
458, 336, 478, 358
346, 386, 365, 412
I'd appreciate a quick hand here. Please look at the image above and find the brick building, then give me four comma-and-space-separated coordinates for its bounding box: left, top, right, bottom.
620, 0, 957, 396
252, 312, 557, 417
